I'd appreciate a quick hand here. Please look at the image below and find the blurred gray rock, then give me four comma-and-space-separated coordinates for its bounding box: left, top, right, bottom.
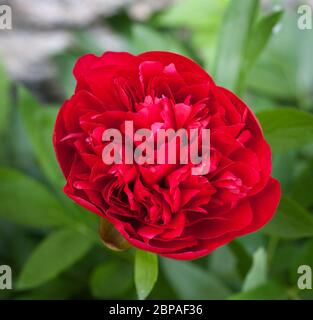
0, 27, 127, 82
0, 0, 133, 83
129, 0, 175, 21
0, 0, 175, 86
3, 0, 134, 28
0, 30, 71, 81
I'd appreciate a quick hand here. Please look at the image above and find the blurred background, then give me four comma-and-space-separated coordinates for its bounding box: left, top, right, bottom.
1, 0, 313, 300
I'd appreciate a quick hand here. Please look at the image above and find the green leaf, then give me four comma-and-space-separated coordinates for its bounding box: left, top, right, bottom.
208, 245, 241, 288
0, 63, 10, 135
162, 258, 231, 299
245, 10, 283, 72
54, 191, 100, 244
209, 245, 236, 276
18, 87, 64, 187
157, 0, 229, 71
288, 161, 313, 208
228, 240, 252, 278
271, 152, 297, 191
54, 53, 77, 97
257, 108, 313, 153
214, 0, 259, 91
237, 9, 283, 93
248, 62, 295, 101
18, 229, 93, 290
229, 282, 287, 300
247, 12, 298, 100
242, 248, 267, 291
237, 233, 266, 255
295, 15, 313, 108
0, 167, 69, 228
15, 276, 84, 300
289, 239, 313, 285
263, 196, 313, 239
157, 0, 228, 31
128, 24, 188, 55
135, 250, 158, 300
90, 260, 133, 299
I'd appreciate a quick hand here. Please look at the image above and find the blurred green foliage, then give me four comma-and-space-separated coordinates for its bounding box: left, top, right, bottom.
1, 0, 313, 300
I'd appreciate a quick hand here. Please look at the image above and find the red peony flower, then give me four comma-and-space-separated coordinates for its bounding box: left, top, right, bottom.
53, 51, 280, 260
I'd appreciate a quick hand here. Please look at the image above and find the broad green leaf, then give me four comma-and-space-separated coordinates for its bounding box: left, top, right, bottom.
228, 240, 252, 278
271, 242, 299, 278
74, 31, 104, 56
0, 63, 10, 135
289, 239, 313, 285
248, 61, 296, 100
295, 14, 313, 108
237, 233, 266, 255
55, 190, 100, 244
54, 53, 77, 97
288, 161, 313, 208
162, 258, 231, 299
257, 108, 313, 153
229, 282, 287, 300
214, 0, 259, 91
90, 260, 133, 299
242, 248, 267, 291
271, 152, 297, 191
209, 245, 241, 288
18, 229, 93, 290
244, 92, 277, 113
157, 0, 228, 71
68, 207, 100, 243
245, 10, 283, 71
0, 221, 35, 268
0, 167, 69, 228
298, 290, 313, 300
0, 288, 12, 300
263, 196, 313, 239
237, 9, 283, 93
18, 87, 64, 187
128, 24, 188, 55
15, 276, 84, 300
135, 250, 158, 300
157, 0, 228, 30
209, 245, 236, 276
247, 13, 299, 100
